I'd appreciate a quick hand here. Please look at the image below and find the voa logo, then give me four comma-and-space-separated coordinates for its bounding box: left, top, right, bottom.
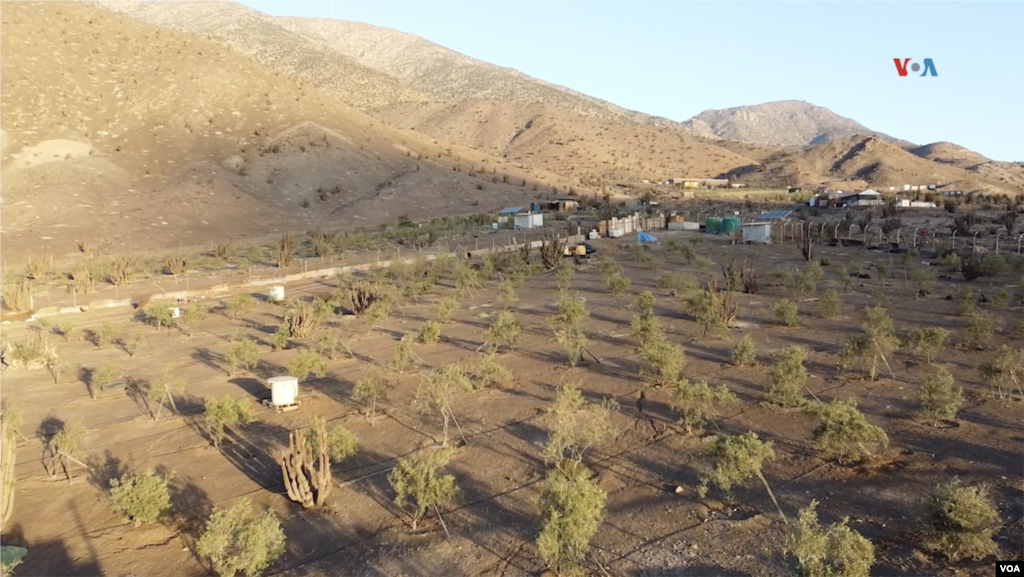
894, 58, 938, 77
997, 561, 1023, 575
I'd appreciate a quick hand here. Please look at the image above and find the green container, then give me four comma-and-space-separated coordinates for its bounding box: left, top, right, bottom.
722, 217, 742, 234
705, 217, 722, 234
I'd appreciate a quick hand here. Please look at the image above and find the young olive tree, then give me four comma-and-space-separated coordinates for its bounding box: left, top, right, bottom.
483, 310, 520, 353
536, 459, 607, 577
109, 469, 173, 527
785, 500, 874, 577
543, 384, 618, 464
196, 498, 285, 577
810, 399, 889, 464
765, 346, 808, 407
918, 367, 963, 425
839, 306, 899, 380
414, 364, 474, 447
352, 364, 392, 425
669, 379, 736, 435
388, 447, 459, 532
203, 397, 256, 448
697, 432, 786, 521
921, 477, 1000, 562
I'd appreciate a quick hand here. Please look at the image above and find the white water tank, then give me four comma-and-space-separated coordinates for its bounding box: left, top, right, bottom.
268, 376, 298, 406
170, 307, 181, 318
268, 286, 285, 302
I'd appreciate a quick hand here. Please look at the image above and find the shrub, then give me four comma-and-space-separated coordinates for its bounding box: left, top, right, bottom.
606, 273, 631, 295
270, 324, 291, 351
953, 287, 976, 316
91, 362, 124, 398
475, 353, 513, 389
96, 321, 121, 349
773, 298, 800, 327
918, 367, 963, 424
639, 333, 686, 386
555, 327, 588, 367
765, 346, 807, 407
658, 272, 696, 297
786, 500, 874, 577
284, 300, 319, 339
122, 333, 146, 357
555, 259, 573, 292
433, 296, 460, 324
901, 327, 949, 364
1, 277, 33, 312
45, 421, 90, 481
669, 379, 736, 434
977, 345, 1024, 399
2, 335, 57, 371
388, 447, 459, 531
484, 310, 520, 353
224, 294, 254, 320
146, 303, 175, 331
687, 284, 737, 339
352, 364, 392, 425
287, 348, 328, 382
811, 399, 889, 464
203, 397, 256, 448
552, 292, 589, 330
179, 306, 207, 337
536, 460, 607, 576
731, 334, 757, 367
839, 307, 899, 381
225, 335, 261, 376
543, 384, 617, 463
814, 290, 841, 319
419, 320, 441, 345
109, 469, 172, 526
921, 478, 1000, 562
58, 320, 76, 342
196, 498, 285, 577
959, 311, 996, 350
497, 278, 518, 308
909, 267, 936, 293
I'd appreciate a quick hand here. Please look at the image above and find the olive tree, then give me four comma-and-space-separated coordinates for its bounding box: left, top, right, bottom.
196, 498, 285, 577
536, 459, 607, 577
785, 500, 874, 577
388, 447, 459, 532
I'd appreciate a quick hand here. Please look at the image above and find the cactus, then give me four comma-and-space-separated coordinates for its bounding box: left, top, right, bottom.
281, 416, 332, 509
1, 406, 18, 530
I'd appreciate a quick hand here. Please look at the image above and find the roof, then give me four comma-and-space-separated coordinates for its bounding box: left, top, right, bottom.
756, 210, 792, 220
498, 207, 523, 214
743, 221, 772, 227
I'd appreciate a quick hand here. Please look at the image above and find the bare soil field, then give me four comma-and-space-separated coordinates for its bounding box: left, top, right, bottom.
1, 228, 1021, 577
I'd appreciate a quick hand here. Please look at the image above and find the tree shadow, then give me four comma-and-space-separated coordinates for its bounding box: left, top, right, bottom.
125, 376, 153, 418
85, 449, 128, 493
218, 420, 290, 493
228, 377, 271, 404
4, 535, 103, 577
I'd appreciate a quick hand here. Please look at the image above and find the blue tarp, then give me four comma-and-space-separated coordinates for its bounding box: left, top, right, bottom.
637, 232, 657, 243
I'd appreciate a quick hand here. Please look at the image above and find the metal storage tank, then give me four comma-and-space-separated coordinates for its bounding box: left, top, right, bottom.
268, 376, 299, 406
705, 217, 723, 234
721, 217, 742, 234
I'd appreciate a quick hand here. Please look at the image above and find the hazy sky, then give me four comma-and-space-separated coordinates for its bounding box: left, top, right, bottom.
240, 1, 1023, 161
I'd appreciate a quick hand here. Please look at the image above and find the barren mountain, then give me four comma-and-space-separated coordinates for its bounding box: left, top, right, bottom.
0, 1, 549, 262
682, 100, 909, 148
727, 136, 1023, 195
89, 0, 428, 110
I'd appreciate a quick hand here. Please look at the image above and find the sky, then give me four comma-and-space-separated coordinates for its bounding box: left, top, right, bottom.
240, 1, 1023, 161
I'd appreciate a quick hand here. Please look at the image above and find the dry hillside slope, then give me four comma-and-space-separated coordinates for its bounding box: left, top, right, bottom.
376, 100, 763, 187
729, 135, 1024, 194
89, 0, 428, 110
0, 1, 551, 263
683, 100, 908, 148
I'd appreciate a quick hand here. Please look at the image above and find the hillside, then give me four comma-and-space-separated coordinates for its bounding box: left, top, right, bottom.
89, 0, 428, 110
375, 100, 764, 188
0, 1, 552, 262
682, 100, 909, 148
728, 136, 1024, 194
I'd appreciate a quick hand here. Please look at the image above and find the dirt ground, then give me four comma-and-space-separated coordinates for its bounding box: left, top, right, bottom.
1, 230, 1022, 577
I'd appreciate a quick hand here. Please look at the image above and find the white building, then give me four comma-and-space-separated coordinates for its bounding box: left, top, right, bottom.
741, 222, 772, 244
514, 212, 544, 230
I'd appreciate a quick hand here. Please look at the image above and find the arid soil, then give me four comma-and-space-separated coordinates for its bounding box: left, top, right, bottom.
2, 230, 1021, 577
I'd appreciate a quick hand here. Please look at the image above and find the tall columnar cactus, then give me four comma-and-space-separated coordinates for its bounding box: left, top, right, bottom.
281, 416, 332, 509
1, 408, 17, 530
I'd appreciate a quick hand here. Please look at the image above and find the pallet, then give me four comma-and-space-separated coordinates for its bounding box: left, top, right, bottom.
262, 399, 301, 412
